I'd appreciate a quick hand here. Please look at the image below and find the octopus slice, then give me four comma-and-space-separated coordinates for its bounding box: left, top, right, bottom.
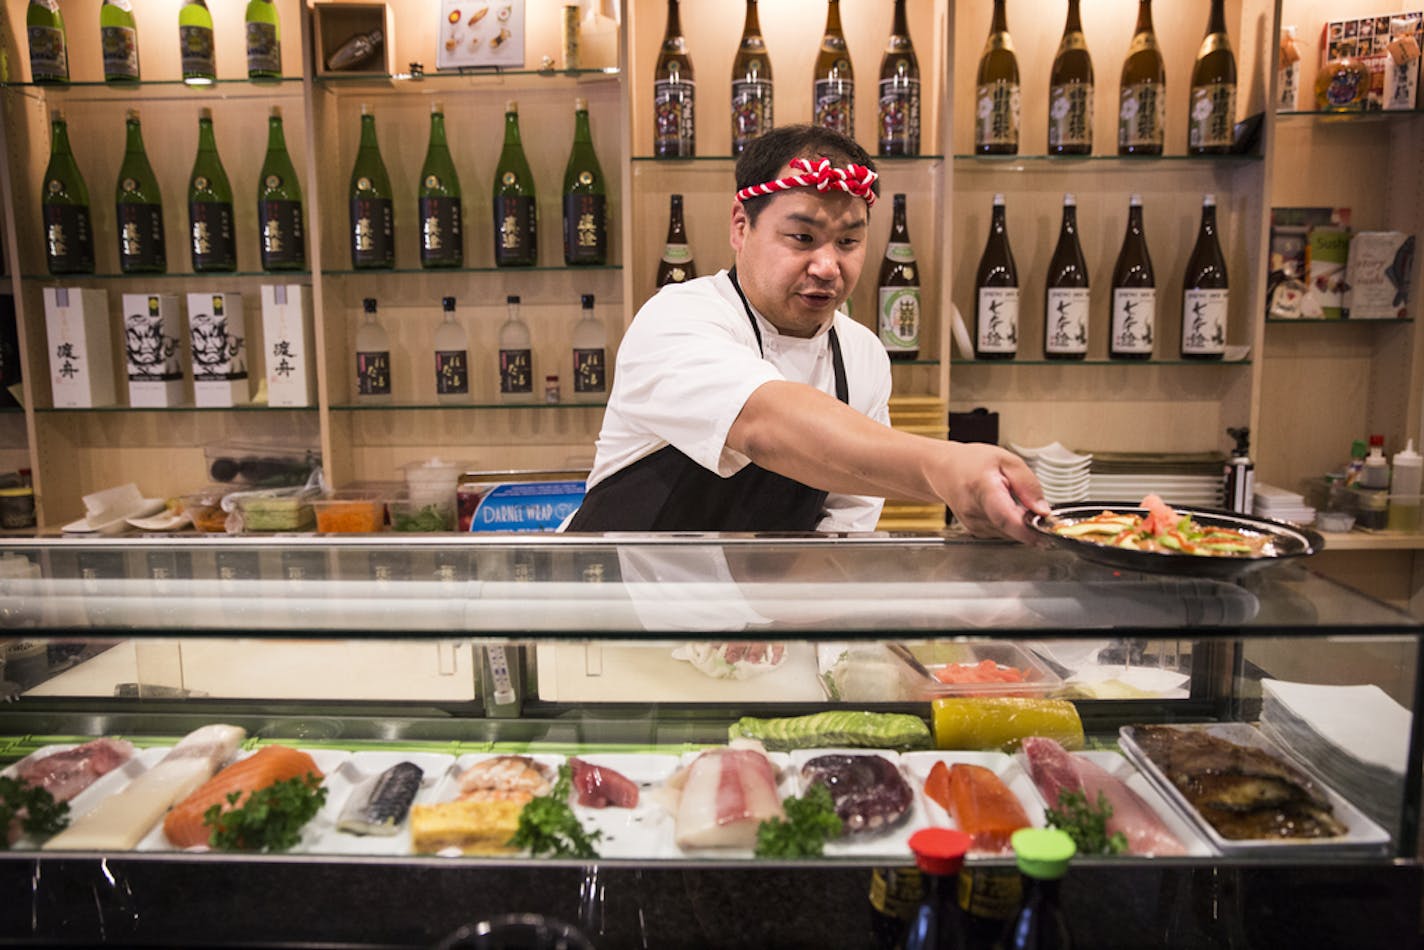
801, 754, 913, 835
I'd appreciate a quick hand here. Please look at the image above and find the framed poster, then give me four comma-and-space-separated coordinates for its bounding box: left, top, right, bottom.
437, 0, 525, 70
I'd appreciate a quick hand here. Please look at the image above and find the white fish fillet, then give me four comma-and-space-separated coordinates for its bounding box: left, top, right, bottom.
1073, 754, 1186, 857
671, 747, 784, 849
43, 724, 247, 852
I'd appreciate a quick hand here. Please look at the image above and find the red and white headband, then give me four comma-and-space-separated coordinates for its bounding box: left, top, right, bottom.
735, 157, 879, 209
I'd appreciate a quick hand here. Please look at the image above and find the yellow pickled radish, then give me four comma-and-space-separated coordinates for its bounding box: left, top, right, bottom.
931, 697, 1085, 752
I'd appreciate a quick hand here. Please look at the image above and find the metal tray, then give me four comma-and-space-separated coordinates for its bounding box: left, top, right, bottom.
1118, 723, 1390, 855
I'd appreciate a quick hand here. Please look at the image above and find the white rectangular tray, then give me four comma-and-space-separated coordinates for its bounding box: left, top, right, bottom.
900, 751, 1042, 855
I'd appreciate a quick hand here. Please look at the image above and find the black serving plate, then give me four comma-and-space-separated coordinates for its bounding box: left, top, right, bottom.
1025, 502, 1325, 579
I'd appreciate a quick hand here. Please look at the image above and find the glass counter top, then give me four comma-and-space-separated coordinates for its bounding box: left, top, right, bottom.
1, 534, 1414, 639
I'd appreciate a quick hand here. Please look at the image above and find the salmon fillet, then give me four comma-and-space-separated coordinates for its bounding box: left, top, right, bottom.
163, 745, 322, 849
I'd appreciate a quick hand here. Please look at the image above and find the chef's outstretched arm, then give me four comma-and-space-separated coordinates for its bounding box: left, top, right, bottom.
727, 380, 1048, 543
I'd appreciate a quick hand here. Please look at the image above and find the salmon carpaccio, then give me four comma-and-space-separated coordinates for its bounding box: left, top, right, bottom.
163, 745, 322, 849
925, 761, 1031, 853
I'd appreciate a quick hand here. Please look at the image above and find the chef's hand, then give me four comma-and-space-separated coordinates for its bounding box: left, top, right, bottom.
930, 442, 1048, 544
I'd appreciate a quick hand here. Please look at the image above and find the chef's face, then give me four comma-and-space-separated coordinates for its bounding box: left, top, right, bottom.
729, 178, 869, 338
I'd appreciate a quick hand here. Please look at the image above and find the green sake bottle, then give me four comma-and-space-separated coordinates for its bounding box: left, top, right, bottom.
189, 108, 237, 272
245, 0, 281, 79
115, 110, 166, 274
179, 0, 216, 84
258, 106, 306, 271
349, 104, 395, 269
26, 0, 69, 84
562, 97, 607, 266
41, 110, 95, 275
492, 100, 537, 267
419, 103, 463, 269
100, 0, 139, 82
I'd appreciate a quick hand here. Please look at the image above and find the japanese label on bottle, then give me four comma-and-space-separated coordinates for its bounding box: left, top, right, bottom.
958, 868, 1021, 921
563, 194, 607, 264
27, 25, 67, 81
180, 26, 215, 77
355, 350, 391, 395
879, 76, 921, 154
732, 79, 773, 154
1189, 83, 1237, 149
189, 201, 236, 270
879, 286, 921, 354
500, 348, 533, 394
349, 196, 394, 267
43, 203, 93, 273
1182, 288, 1228, 354
419, 195, 463, 266
976, 287, 1020, 354
654, 78, 696, 156
259, 198, 305, 268
1045, 288, 1090, 354
813, 77, 855, 136
574, 347, 606, 393
246, 21, 281, 75
101, 25, 139, 80
1112, 287, 1156, 354
976, 81, 1021, 148
1048, 83, 1093, 148
493, 195, 536, 265
117, 203, 165, 271
216, 550, 260, 582
1119, 83, 1165, 148
435, 350, 469, 394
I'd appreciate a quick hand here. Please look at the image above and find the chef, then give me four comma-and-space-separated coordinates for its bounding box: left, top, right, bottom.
567, 124, 1044, 541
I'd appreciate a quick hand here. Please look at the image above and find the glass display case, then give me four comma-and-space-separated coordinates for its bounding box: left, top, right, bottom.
0, 534, 1421, 948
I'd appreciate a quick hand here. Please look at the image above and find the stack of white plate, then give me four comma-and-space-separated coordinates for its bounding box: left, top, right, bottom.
1082, 451, 1227, 508
1085, 474, 1225, 507
1260, 678, 1406, 831
1252, 483, 1316, 526
1009, 442, 1091, 504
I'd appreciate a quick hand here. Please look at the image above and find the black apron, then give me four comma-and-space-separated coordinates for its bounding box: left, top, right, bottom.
568, 270, 849, 532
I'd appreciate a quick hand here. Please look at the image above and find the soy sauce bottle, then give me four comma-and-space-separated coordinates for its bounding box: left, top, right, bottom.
994, 828, 1075, 950
904, 828, 971, 950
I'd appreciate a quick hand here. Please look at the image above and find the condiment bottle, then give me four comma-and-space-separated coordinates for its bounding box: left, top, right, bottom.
1360, 434, 1390, 489
1344, 439, 1367, 486
904, 828, 971, 950
1388, 439, 1422, 531
996, 828, 1075, 950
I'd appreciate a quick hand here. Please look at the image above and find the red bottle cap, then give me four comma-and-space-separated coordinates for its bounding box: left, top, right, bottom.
908, 828, 972, 875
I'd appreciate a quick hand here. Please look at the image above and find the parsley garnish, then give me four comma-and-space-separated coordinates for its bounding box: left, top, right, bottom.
1044, 789, 1128, 855
0, 776, 70, 848
755, 783, 843, 858
202, 772, 327, 852
509, 764, 602, 859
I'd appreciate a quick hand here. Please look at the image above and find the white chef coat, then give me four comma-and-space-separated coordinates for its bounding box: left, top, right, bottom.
587, 269, 892, 532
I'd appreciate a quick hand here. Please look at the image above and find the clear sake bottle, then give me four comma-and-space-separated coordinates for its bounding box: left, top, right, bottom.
571, 294, 607, 401
434, 296, 470, 404
499, 294, 534, 403
354, 297, 392, 403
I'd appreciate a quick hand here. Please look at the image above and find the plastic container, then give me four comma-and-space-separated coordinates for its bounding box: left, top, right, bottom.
892, 641, 1063, 699
232, 493, 316, 532
1316, 510, 1356, 533
1348, 485, 1389, 530
181, 487, 233, 534
0, 486, 37, 529
312, 491, 385, 533
388, 492, 456, 532
205, 440, 322, 487
1359, 435, 1390, 490
400, 458, 464, 507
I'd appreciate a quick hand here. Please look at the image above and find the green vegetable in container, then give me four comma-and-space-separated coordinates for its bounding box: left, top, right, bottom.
394, 503, 451, 532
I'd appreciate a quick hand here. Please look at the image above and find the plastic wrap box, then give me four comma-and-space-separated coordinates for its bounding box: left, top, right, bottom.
187, 291, 249, 406
122, 293, 185, 407
1346, 232, 1415, 319
261, 284, 316, 408
43, 287, 116, 408
458, 470, 588, 533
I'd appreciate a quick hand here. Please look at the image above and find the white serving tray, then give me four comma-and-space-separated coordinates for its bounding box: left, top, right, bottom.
900, 750, 1043, 855
789, 749, 925, 858
1118, 723, 1391, 855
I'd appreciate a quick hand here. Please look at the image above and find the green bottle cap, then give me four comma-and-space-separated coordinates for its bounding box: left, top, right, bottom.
1010, 828, 1075, 880
1351, 439, 1368, 459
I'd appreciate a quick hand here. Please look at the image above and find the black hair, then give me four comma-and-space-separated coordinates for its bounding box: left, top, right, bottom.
735, 124, 879, 225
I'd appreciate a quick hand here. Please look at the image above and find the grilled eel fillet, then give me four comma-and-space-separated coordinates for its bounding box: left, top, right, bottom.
1133, 726, 1347, 840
